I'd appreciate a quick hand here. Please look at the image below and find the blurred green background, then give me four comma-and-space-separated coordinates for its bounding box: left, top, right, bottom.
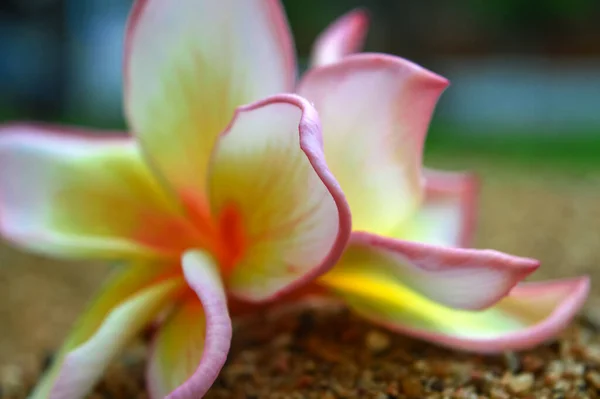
1, 0, 599, 168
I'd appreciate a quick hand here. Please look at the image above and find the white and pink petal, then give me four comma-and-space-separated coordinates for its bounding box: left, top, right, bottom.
0, 124, 197, 259
124, 0, 296, 207
207, 94, 351, 302
147, 250, 232, 399
30, 261, 183, 399
298, 54, 448, 235
310, 9, 369, 67
320, 232, 539, 312
324, 274, 589, 353
395, 169, 479, 248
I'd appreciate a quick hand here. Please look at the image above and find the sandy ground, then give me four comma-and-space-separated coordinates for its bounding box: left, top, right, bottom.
1, 156, 600, 369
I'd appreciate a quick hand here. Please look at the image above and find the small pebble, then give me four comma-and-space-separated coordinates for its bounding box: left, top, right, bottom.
584, 345, 600, 364
303, 360, 316, 372
365, 330, 391, 354
564, 361, 585, 378
427, 378, 444, 392
0, 366, 25, 398
522, 354, 545, 372
270, 333, 292, 349
503, 352, 521, 373
400, 376, 422, 398
547, 360, 565, 375
585, 370, 600, 389
489, 387, 511, 399
506, 373, 534, 394
385, 381, 399, 396
413, 359, 430, 373
321, 391, 336, 399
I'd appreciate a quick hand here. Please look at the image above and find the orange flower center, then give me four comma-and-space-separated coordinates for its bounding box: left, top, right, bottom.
181, 193, 248, 279
214, 203, 247, 275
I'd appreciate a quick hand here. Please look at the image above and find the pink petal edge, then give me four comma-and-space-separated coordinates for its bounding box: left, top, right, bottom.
122, 0, 297, 117
216, 94, 352, 302
149, 251, 233, 399
298, 53, 449, 182
310, 8, 370, 67
375, 276, 590, 353
351, 231, 540, 310
0, 122, 130, 144
424, 169, 480, 248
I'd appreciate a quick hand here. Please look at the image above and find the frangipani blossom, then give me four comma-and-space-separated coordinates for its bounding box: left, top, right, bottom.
0, 3, 589, 399
301, 11, 589, 353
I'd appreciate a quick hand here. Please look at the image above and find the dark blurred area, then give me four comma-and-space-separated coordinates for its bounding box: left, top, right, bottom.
1, 0, 600, 161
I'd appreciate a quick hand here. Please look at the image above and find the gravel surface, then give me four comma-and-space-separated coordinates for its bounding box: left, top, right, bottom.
4, 305, 600, 399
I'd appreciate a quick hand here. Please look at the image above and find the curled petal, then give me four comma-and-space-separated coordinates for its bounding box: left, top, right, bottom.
323, 272, 589, 353
320, 232, 539, 312
29, 261, 183, 399
124, 0, 296, 206
147, 250, 232, 399
395, 169, 479, 248
310, 9, 369, 67
298, 54, 448, 235
0, 124, 198, 259
207, 94, 351, 302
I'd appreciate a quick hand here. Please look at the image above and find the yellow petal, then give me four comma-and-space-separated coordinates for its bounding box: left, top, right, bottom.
298, 55, 448, 235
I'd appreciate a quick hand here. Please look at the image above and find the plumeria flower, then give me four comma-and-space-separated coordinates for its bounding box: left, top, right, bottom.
0, 3, 589, 399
